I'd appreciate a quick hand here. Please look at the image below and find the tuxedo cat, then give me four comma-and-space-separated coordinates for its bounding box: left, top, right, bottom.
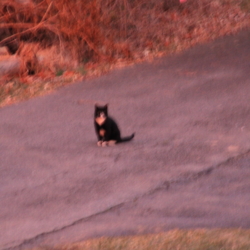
94, 104, 135, 146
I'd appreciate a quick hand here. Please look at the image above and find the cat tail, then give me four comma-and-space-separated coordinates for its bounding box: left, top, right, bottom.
119, 133, 135, 143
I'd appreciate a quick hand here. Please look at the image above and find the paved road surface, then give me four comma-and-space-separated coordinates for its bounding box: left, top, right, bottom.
1, 29, 250, 250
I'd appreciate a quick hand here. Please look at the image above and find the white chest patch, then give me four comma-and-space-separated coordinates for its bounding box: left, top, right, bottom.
95, 117, 106, 125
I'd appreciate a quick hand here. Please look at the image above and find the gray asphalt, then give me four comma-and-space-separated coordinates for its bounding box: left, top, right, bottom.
1, 29, 250, 250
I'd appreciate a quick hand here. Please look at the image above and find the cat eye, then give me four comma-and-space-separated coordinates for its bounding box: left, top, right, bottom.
97, 111, 105, 117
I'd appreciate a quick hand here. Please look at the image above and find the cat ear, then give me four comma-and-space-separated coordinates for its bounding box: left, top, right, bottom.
104, 103, 108, 108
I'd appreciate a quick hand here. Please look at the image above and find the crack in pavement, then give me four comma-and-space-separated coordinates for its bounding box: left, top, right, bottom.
141, 149, 250, 197
3, 203, 125, 250
5, 149, 250, 250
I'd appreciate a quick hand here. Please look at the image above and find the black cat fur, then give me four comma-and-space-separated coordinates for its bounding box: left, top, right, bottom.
94, 104, 135, 146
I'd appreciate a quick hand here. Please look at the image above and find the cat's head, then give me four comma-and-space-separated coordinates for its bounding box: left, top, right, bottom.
95, 104, 108, 118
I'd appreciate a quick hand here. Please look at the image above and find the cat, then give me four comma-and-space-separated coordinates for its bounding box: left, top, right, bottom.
94, 104, 135, 146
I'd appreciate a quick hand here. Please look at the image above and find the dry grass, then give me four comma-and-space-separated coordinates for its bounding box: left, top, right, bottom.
0, 0, 250, 107
34, 229, 250, 250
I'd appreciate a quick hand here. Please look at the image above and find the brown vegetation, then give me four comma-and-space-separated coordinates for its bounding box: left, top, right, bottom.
35, 229, 250, 250
0, 0, 250, 106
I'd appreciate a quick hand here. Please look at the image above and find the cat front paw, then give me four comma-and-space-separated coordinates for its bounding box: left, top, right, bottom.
102, 141, 108, 147
97, 141, 103, 146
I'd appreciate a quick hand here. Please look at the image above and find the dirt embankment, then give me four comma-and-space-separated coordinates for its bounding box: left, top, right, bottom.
0, 0, 250, 107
